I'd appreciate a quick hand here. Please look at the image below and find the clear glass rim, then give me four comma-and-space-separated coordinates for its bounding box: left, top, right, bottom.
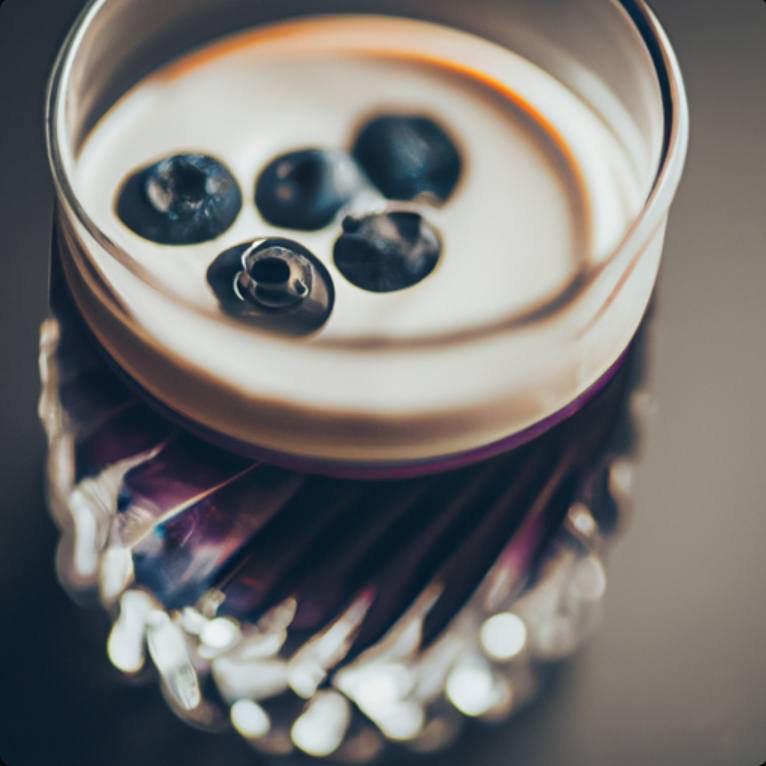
45, 0, 689, 354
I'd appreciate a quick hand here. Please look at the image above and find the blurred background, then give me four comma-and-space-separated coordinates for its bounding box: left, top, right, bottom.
1, 0, 765, 764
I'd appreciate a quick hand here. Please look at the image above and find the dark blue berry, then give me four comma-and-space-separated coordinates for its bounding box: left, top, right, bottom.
255, 149, 358, 231
116, 154, 241, 245
333, 211, 441, 293
352, 115, 462, 203
207, 238, 334, 336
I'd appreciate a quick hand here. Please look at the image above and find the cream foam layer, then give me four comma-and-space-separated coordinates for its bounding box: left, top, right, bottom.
66, 15, 659, 465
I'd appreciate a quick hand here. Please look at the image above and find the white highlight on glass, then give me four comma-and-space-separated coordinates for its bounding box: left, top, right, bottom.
376, 700, 425, 741
213, 656, 288, 702
180, 607, 208, 636
572, 555, 607, 601
480, 612, 527, 662
231, 699, 271, 739
569, 503, 598, 537
199, 617, 242, 654
238, 631, 285, 660
609, 458, 634, 500
68, 486, 104, 579
146, 609, 201, 710
291, 691, 351, 757
337, 663, 424, 741
445, 659, 505, 717
288, 593, 372, 698
69, 455, 150, 583
99, 546, 134, 603
351, 664, 413, 710
107, 589, 154, 673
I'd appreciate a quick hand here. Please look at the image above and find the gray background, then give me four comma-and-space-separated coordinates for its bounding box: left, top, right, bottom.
1, 0, 765, 764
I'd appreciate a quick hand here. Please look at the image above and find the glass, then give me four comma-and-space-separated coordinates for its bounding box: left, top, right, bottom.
41, 0, 687, 759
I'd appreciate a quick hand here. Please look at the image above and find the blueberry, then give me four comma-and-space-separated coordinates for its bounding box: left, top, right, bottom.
255, 149, 360, 231
333, 211, 441, 293
116, 154, 242, 245
352, 115, 462, 203
207, 238, 334, 336
236, 244, 312, 310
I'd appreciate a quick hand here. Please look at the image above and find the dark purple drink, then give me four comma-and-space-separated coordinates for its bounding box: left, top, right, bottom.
42, 229, 646, 754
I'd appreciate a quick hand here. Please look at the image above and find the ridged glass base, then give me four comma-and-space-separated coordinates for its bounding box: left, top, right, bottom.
38, 270, 649, 760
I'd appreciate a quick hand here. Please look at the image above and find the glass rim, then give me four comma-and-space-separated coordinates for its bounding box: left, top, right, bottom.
42, 0, 690, 471
44, 0, 689, 354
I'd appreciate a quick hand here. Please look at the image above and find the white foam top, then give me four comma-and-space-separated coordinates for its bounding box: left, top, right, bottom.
66, 16, 660, 467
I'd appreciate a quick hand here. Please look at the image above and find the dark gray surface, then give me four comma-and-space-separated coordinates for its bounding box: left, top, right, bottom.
1, 0, 765, 764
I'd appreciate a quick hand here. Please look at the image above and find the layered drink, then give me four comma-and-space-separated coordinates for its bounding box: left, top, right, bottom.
42, 1, 688, 760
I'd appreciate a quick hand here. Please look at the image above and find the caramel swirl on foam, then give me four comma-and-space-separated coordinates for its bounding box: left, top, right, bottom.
69, 16, 652, 467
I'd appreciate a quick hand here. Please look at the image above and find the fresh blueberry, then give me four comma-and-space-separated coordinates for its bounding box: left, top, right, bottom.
207, 238, 334, 336
236, 243, 313, 310
352, 114, 462, 203
333, 211, 441, 293
255, 149, 360, 231
116, 154, 242, 245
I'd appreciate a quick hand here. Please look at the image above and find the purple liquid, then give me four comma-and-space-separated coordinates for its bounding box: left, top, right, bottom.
47, 235, 641, 672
